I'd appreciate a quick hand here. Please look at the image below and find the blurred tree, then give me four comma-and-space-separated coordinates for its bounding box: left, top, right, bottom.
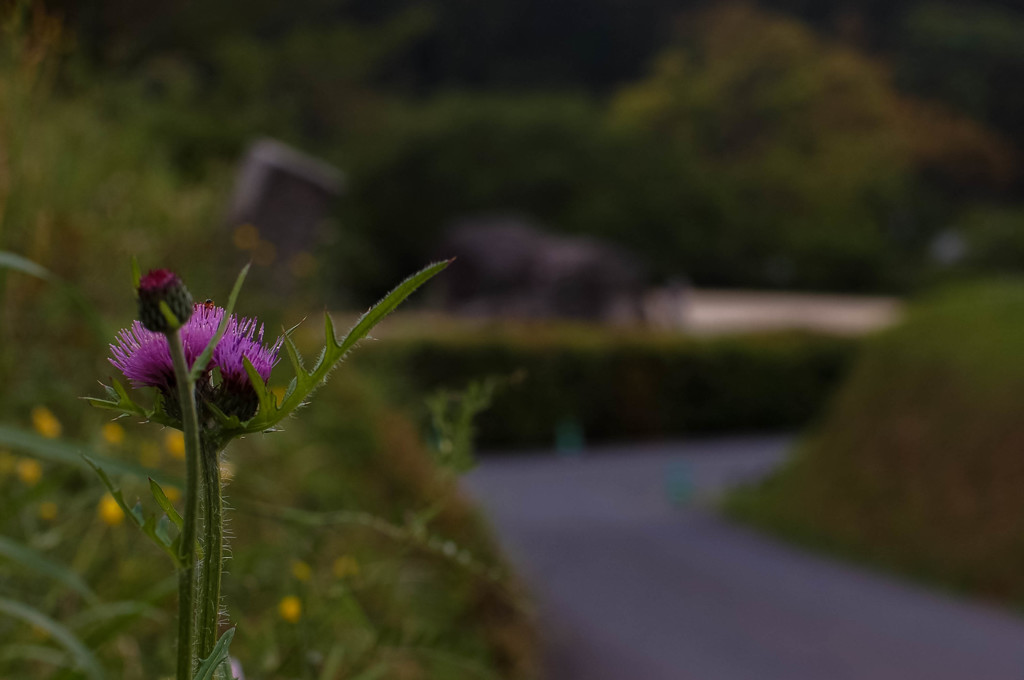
895, 3, 1024, 160
607, 3, 1008, 290
46, 0, 434, 172
337, 93, 621, 296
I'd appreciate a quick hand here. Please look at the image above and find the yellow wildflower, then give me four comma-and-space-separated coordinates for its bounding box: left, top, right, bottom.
98, 494, 124, 526
38, 502, 58, 521
332, 555, 360, 580
163, 486, 182, 503
164, 431, 185, 460
31, 406, 61, 439
290, 560, 312, 582
101, 422, 125, 446
278, 596, 302, 623
16, 459, 42, 486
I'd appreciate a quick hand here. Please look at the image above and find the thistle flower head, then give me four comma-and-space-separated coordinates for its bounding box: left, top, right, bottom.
109, 302, 282, 421
137, 269, 193, 333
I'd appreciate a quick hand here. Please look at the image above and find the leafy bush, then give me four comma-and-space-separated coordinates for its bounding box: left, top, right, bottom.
727, 280, 1024, 605
352, 323, 859, 448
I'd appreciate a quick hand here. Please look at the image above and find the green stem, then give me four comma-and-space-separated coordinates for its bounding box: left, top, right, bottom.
198, 437, 224, 660
169, 328, 201, 680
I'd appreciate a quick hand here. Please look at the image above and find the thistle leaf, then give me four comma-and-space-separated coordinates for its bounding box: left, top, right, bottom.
235, 260, 449, 435
85, 378, 148, 418
84, 457, 181, 565
242, 356, 277, 419
195, 627, 236, 680
149, 479, 184, 530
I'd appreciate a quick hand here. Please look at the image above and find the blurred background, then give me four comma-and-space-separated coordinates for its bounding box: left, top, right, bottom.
5, 0, 1024, 677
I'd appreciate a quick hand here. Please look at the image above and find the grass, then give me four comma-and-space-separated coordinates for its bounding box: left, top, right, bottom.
725, 279, 1024, 609
0, 371, 536, 679
0, 15, 536, 678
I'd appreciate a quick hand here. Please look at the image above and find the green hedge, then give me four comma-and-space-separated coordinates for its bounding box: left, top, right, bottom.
352, 327, 861, 448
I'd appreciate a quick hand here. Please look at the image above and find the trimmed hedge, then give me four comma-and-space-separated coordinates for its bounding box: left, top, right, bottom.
351, 325, 861, 448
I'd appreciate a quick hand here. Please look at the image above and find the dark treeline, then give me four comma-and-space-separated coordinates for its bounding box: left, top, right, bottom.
38, 0, 1024, 295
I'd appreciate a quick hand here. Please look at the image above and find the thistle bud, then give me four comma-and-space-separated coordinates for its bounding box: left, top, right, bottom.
137, 269, 193, 334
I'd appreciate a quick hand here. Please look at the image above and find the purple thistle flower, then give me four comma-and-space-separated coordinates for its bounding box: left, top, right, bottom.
213, 314, 282, 389
110, 303, 282, 420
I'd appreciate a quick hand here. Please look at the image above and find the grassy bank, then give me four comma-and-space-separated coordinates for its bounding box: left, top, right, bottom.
726, 280, 1024, 607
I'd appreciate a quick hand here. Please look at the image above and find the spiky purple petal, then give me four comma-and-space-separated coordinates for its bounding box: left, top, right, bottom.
109, 303, 281, 398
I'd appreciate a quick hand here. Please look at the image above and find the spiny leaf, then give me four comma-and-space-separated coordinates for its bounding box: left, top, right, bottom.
86, 379, 178, 429
154, 516, 173, 545
283, 332, 307, 379
242, 356, 277, 419
335, 260, 451, 357
0, 597, 106, 680
85, 378, 148, 418
207, 402, 244, 430
84, 457, 181, 565
235, 260, 449, 435
190, 263, 250, 381
149, 479, 183, 530
195, 627, 236, 680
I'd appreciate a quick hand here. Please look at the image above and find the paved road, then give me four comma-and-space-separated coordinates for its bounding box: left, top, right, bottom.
465, 437, 1024, 680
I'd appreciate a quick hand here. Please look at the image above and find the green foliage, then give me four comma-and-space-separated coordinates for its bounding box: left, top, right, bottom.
0, 377, 534, 679
0, 598, 106, 680
353, 324, 859, 448
0, 13, 229, 420
726, 280, 1024, 606
340, 93, 621, 295
426, 377, 509, 474
948, 205, 1024, 274
232, 261, 450, 435
85, 457, 185, 566
608, 4, 978, 290
195, 628, 235, 680
0, 15, 530, 679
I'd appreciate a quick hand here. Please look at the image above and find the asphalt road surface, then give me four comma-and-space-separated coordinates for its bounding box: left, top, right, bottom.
465, 437, 1024, 680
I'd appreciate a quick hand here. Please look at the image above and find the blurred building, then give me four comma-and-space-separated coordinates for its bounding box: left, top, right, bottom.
438, 217, 646, 322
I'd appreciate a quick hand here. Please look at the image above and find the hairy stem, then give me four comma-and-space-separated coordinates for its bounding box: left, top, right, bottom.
169, 328, 201, 680
198, 437, 224, 660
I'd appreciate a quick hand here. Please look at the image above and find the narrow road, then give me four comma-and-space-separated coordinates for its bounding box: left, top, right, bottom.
465, 437, 1024, 680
